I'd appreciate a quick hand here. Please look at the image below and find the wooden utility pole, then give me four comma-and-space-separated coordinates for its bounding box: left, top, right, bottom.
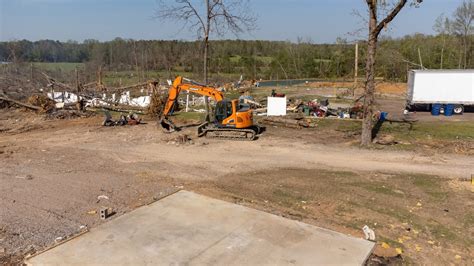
354, 42, 359, 96
75, 67, 79, 93
185, 91, 190, 112
253, 46, 257, 80
97, 66, 103, 91
354, 42, 359, 83
50, 84, 54, 103
418, 47, 424, 69
30, 63, 34, 81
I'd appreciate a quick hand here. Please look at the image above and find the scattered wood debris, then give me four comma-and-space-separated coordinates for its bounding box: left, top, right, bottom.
373, 134, 398, 145
27, 95, 56, 113
163, 134, 194, 145
102, 112, 142, 126
0, 95, 42, 111
261, 116, 315, 129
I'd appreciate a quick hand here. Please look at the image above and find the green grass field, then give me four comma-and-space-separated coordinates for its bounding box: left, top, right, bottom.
103, 70, 241, 86
33, 62, 85, 72
380, 121, 474, 141
32, 62, 242, 87
229, 55, 273, 64
314, 119, 474, 142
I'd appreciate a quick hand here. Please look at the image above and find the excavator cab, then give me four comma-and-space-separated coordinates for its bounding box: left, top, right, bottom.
214, 100, 234, 124
214, 99, 253, 129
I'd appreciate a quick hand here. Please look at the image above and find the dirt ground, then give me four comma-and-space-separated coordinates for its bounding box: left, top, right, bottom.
1, 107, 473, 265
1, 80, 473, 265
305, 81, 407, 96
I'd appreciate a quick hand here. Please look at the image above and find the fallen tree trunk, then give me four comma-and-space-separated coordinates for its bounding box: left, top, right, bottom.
83, 82, 96, 87
385, 116, 418, 123
261, 116, 311, 129
40, 71, 75, 91
0, 96, 41, 111
242, 98, 263, 108
86, 106, 145, 115
254, 107, 267, 113
82, 80, 160, 93
115, 82, 151, 91
261, 120, 301, 129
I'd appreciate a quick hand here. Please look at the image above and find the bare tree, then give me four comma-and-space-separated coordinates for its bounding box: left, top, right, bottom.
360, 0, 423, 146
6, 41, 20, 64
433, 14, 451, 69
156, 0, 256, 119
156, 0, 256, 83
451, 0, 473, 69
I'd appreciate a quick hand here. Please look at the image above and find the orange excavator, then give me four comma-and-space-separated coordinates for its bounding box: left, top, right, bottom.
159, 76, 260, 140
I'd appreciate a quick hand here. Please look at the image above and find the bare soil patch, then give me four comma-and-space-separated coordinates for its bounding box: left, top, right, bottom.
179, 168, 473, 265
1, 110, 473, 265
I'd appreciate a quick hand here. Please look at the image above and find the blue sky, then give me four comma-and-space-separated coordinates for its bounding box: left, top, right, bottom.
0, 0, 464, 43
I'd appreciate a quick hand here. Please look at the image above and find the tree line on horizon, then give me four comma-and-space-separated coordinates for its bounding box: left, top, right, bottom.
0, 33, 472, 82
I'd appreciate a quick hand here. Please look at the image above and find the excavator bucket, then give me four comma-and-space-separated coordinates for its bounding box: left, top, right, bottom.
159, 118, 178, 133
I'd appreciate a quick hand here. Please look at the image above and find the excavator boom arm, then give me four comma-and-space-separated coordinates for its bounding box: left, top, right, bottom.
162, 76, 224, 117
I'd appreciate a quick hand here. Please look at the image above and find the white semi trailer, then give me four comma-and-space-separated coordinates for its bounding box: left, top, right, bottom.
406, 70, 474, 114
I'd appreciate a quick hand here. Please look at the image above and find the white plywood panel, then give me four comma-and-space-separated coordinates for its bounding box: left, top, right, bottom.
267, 96, 287, 116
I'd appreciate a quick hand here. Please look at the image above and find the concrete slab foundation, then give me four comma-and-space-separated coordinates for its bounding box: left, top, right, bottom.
27, 190, 374, 265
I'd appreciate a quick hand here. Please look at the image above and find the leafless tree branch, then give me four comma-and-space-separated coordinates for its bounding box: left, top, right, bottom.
374, 0, 408, 36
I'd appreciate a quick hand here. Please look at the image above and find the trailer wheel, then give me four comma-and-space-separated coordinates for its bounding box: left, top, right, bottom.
453, 105, 464, 115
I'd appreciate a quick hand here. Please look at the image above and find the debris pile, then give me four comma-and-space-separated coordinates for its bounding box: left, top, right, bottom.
147, 91, 165, 117
0, 67, 166, 123
296, 99, 364, 119
246, 88, 364, 120
27, 95, 56, 113
102, 112, 142, 126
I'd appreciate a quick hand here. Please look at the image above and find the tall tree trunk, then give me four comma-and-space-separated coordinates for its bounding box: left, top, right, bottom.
203, 36, 209, 84
133, 41, 140, 82
361, 7, 378, 146
440, 35, 445, 69
361, 0, 408, 146
463, 37, 467, 69
203, 35, 210, 121
440, 47, 444, 69
458, 47, 463, 69
203, 0, 211, 122
468, 36, 473, 67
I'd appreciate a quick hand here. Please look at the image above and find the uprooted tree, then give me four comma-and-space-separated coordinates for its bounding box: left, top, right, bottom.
360, 0, 423, 146
155, 0, 256, 119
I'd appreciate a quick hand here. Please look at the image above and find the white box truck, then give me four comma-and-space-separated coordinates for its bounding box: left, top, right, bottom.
406, 70, 474, 114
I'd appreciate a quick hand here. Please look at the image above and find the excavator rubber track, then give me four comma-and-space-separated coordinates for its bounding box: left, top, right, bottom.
198, 123, 258, 141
